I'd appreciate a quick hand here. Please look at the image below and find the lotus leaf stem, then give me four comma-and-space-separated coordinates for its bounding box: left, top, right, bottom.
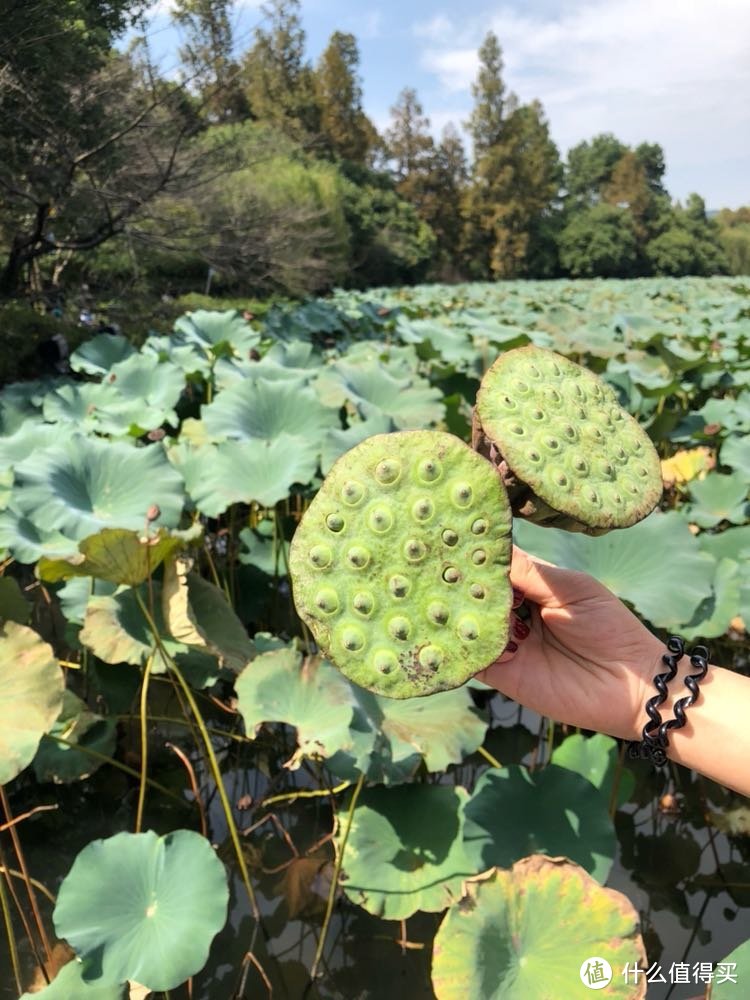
0, 839, 49, 981
261, 780, 352, 808
0, 867, 22, 995
135, 651, 156, 834
0, 803, 58, 833
166, 742, 207, 838
0, 785, 52, 960
476, 745, 502, 769
0, 867, 55, 904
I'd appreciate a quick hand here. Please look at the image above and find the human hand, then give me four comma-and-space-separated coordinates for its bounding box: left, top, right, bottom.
478, 547, 664, 742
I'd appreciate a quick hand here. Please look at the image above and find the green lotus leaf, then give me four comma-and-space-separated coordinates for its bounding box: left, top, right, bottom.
202, 376, 339, 447
680, 557, 742, 640
168, 435, 319, 516
41, 382, 138, 436
395, 316, 476, 367
214, 340, 320, 389
0, 465, 12, 510
0, 504, 79, 564
514, 511, 715, 629
0, 575, 30, 623
686, 473, 749, 528
698, 525, 750, 561
235, 648, 356, 766
337, 784, 475, 920
162, 556, 254, 672
431, 858, 646, 1000
173, 308, 260, 358
70, 332, 135, 375
53, 829, 229, 991
57, 576, 117, 625
0, 621, 64, 784
104, 353, 185, 431
8, 436, 185, 543
607, 353, 679, 395
33, 690, 117, 783
316, 359, 444, 428
462, 765, 616, 884
721, 434, 750, 479
39, 528, 185, 587
0, 422, 68, 470
551, 733, 634, 808
143, 335, 213, 379
320, 414, 394, 475
19, 959, 125, 999
711, 938, 750, 999
238, 520, 289, 576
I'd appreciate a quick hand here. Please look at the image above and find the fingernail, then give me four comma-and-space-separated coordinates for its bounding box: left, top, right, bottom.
513, 619, 530, 640
506, 640, 519, 653
512, 587, 525, 607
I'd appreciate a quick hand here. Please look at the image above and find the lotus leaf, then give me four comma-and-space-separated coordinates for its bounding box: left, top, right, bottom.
19, 959, 125, 999
173, 308, 259, 357
236, 648, 355, 765
238, 520, 289, 576
462, 765, 616, 884
320, 414, 393, 475
0, 575, 30, 623
680, 558, 742, 640
38, 528, 186, 587
686, 473, 749, 528
53, 829, 229, 991
431, 858, 646, 1000
551, 733, 634, 808
104, 353, 185, 431
0, 505, 79, 563
0, 622, 64, 784
711, 938, 750, 999
514, 511, 715, 629
8, 436, 185, 542
721, 434, 750, 479
316, 359, 444, 428
337, 785, 475, 919
41, 381, 135, 436
70, 332, 135, 375
33, 690, 117, 783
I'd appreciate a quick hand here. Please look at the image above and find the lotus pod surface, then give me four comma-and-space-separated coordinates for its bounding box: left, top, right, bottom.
474, 346, 662, 534
290, 431, 512, 698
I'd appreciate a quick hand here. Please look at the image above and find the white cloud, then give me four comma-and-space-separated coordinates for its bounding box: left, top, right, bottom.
413, 0, 750, 205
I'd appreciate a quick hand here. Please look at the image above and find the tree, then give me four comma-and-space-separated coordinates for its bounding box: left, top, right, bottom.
634, 142, 667, 196
564, 134, 627, 206
385, 88, 434, 188
466, 31, 512, 156
644, 194, 727, 276
314, 32, 377, 164
421, 125, 469, 273
558, 204, 638, 277
241, 0, 318, 139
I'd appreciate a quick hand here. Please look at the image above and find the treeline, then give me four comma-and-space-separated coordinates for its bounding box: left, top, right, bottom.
1, 0, 748, 305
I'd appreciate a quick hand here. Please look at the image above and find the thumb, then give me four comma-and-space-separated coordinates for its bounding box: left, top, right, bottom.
510, 546, 602, 609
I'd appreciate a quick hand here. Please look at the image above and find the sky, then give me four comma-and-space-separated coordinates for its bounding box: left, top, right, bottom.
140, 0, 750, 209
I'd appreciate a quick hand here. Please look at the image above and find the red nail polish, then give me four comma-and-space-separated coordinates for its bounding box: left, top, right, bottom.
506, 640, 519, 653
512, 587, 525, 607
513, 619, 530, 640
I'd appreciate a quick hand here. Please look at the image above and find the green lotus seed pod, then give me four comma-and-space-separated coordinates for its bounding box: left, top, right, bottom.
289, 430, 513, 698
474, 346, 662, 534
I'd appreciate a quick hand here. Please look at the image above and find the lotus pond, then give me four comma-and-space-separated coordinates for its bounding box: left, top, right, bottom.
1, 276, 749, 999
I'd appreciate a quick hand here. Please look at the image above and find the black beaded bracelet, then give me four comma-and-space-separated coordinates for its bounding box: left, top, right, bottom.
627, 637, 710, 767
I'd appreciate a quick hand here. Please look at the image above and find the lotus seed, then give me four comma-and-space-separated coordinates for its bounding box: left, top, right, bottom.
310, 544, 332, 569
419, 645, 443, 670
472, 549, 487, 565
443, 566, 461, 584
528, 364, 541, 379
452, 483, 473, 508
562, 425, 576, 441
470, 584, 485, 600
341, 626, 365, 651
531, 408, 544, 421
373, 650, 397, 674
544, 387, 561, 405
528, 449, 542, 463
501, 394, 517, 409
601, 462, 614, 479
418, 458, 442, 483
572, 456, 588, 474
369, 506, 393, 533
509, 423, 525, 436
375, 458, 401, 485
342, 481, 365, 506
389, 616, 411, 640
442, 529, 458, 546
513, 378, 530, 393
555, 472, 569, 488
315, 588, 339, 614
347, 545, 370, 570
412, 497, 434, 521
389, 575, 410, 598
471, 518, 488, 535
404, 539, 426, 563
458, 617, 479, 641
353, 591, 374, 616
326, 513, 345, 533
427, 601, 449, 625
543, 436, 560, 451
587, 488, 600, 505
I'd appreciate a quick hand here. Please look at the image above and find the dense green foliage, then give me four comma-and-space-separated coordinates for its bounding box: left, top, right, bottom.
1, 275, 749, 996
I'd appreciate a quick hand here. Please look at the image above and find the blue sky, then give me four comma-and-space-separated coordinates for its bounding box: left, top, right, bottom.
141, 0, 750, 209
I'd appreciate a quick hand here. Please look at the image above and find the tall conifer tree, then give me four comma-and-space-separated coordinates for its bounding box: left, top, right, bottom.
315, 31, 377, 163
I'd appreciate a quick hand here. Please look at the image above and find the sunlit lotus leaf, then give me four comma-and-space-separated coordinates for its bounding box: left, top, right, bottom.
214, 340, 320, 389
686, 473, 749, 528
168, 435, 319, 516
721, 434, 750, 479
395, 316, 475, 367
39, 528, 185, 587
19, 959, 125, 999
607, 354, 678, 395
235, 649, 356, 766
202, 376, 339, 448
698, 525, 750, 561
142, 335, 213, 379
101, 353, 185, 431
0, 504, 79, 564
53, 829, 229, 991
173, 309, 260, 358
337, 785, 475, 920
33, 690, 117, 783
514, 511, 715, 629
238, 520, 289, 576
431, 859, 646, 1000
70, 332, 135, 375
162, 556, 254, 672
712, 938, 750, 998
320, 414, 393, 474
696, 392, 750, 433
462, 765, 616, 884
327, 685, 489, 783
0, 622, 64, 784
41, 382, 135, 435
0, 422, 68, 470
8, 436, 185, 543
680, 558, 742, 640
551, 733, 634, 808
0, 575, 30, 623
316, 360, 444, 428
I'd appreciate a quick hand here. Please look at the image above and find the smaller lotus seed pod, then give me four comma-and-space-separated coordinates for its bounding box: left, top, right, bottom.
289, 430, 513, 698
474, 346, 662, 534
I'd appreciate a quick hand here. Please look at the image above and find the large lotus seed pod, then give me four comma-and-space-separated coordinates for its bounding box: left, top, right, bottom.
474, 346, 662, 534
290, 431, 512, 698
